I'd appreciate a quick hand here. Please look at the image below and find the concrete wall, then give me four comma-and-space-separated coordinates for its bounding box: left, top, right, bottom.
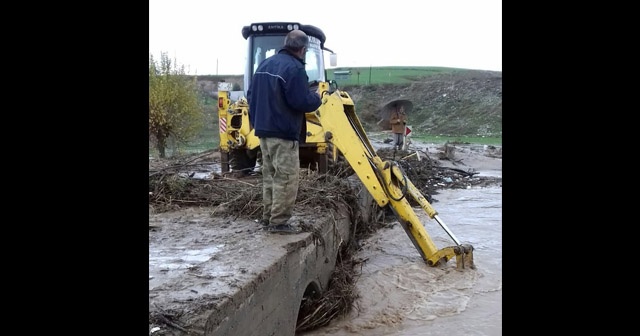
203, 179, 375, 336
204, 204, 352, 336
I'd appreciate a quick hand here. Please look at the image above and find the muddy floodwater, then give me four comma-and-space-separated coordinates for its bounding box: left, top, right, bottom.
300, 186, 502, 336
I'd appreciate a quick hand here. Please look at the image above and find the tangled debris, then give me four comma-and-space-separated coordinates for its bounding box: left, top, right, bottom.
149, 144, 501, 212
295, 243, 365, 332
149, 166, 369, 219
376, 145, 499, 204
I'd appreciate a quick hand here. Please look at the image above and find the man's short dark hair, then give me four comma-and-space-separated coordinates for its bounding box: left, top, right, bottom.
284, 30, 309, 52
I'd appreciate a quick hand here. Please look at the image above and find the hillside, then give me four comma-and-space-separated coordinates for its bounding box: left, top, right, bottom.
344, 70, 502, 137
196, 69, 502, 137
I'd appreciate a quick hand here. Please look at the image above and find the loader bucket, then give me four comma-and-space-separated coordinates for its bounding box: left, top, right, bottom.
454, 244, 475, 270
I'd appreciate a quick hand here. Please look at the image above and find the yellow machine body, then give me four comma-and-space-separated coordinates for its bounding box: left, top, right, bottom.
216, 22, 474, 268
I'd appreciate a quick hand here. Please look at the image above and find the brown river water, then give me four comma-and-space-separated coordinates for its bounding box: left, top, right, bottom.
300, 185, 502, 336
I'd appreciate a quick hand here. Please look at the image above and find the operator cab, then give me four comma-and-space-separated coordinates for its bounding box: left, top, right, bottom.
241, 22, 337, 96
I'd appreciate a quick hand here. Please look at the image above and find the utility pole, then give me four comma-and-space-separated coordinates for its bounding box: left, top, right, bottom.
216, 58, 219, 76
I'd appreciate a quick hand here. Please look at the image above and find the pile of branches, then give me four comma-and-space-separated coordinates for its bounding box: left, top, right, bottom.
149, 172, 264, 215
376, 146, 498, 204
296, 242, 364, 332
149, 163, 374, 219
149, 145, 499, 212
294, 173, 387, 332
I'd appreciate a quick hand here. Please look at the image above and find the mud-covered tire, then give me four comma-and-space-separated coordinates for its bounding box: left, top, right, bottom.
220, 151, 231, 173
327, 143, 354, 178
230, 148, 259, 174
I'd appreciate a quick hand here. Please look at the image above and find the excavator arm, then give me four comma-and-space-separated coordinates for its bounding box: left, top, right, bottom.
314, 82, 475, 269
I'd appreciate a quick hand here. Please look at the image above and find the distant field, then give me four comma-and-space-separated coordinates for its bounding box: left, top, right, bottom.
194, 67, 494, 88
192, 66, 469, 88
326, 66, 468, 86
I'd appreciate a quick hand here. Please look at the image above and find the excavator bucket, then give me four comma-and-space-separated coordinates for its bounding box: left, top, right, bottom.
454, 244, 475, 270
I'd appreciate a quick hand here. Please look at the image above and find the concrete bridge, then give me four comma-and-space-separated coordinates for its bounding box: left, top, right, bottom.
149, 179, 375, 336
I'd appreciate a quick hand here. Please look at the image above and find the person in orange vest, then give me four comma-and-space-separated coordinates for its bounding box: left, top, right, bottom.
390, 105, 407, 150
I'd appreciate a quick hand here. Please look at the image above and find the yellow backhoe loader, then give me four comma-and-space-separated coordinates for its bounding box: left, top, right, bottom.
217, 22, 474, 269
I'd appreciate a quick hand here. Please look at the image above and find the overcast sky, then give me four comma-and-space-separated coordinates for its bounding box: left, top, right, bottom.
149, 0, 501, 75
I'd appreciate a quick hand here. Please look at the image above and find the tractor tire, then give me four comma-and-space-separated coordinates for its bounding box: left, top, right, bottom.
220, 151, 231, 173
230, 148, 259, 174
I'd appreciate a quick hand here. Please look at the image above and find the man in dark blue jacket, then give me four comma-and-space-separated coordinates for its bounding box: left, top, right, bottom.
247, 29, 322, 234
